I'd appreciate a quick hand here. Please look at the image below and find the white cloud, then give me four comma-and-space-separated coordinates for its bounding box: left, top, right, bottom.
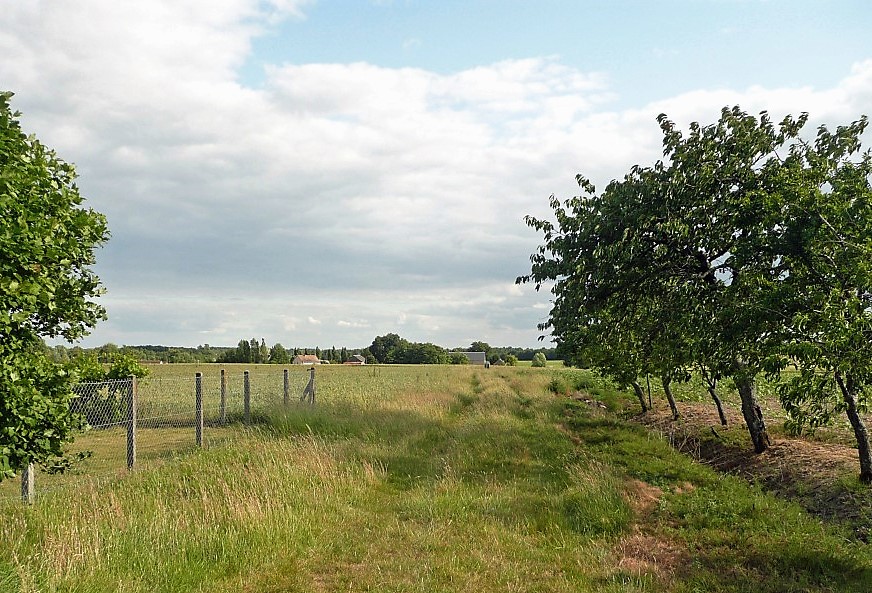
2, 1, 871, 349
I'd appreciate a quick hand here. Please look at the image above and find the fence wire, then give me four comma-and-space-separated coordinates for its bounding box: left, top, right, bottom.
1, 366, 316, 504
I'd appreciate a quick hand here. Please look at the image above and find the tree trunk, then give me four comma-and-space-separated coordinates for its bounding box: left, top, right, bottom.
631, 380, 648, 413
735, 374, 770, 454
662, 375, 679, 420
702, 372, 728, 426
835, 371, 872, 483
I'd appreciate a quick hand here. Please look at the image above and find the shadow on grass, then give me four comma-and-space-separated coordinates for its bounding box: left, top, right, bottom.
563, 398, 872, 593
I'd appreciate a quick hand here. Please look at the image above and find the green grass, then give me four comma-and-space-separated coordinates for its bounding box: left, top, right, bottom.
1, 365, 870, 592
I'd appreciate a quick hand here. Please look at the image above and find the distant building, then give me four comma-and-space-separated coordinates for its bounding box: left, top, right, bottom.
462, 352, 487, 366
292, 354, 320, 365
343, 354, 366, 365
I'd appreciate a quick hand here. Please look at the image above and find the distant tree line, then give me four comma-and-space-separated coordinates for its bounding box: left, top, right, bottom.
366, 334, 556, 365
45, 336, 557, 368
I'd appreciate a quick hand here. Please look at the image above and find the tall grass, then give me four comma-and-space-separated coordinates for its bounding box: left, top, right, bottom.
1, 365, 870, 592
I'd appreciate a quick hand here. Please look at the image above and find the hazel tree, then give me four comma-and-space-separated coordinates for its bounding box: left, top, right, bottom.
1, 92, 109, 480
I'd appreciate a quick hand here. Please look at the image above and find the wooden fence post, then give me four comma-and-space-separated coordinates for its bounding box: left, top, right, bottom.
220, 368, 227, 425
244, 370, 251, 423
21, 462, 34, 504
302, 366, 315, 404
127, 376, 137, 469
195, 372, 203, 447
283, 369, 289, 406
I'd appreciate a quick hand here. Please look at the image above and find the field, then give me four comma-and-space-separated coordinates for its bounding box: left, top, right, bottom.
1, 364, 871, 592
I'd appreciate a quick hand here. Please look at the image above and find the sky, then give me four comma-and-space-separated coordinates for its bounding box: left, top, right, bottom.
2, 0, 871, 350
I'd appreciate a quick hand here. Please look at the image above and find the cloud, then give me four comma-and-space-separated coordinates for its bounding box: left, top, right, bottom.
2, 1, 871, 348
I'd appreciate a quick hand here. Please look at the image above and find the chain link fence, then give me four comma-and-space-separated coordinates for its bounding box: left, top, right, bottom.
3, 366, 317, 504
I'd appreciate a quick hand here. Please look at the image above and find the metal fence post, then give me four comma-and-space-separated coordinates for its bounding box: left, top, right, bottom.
127, 376, 137, 469
195, 372, 203, 447
283, 368, 289, 406
220, 368, 227, 425
244, 370, 251, 423
21, 462, 34, 504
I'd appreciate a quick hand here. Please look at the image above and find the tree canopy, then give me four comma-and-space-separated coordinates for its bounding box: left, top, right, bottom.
521, 106, 872, 478
1, 91, 109, 480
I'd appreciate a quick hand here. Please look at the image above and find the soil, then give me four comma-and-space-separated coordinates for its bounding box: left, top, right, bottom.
634, 402, 872, 541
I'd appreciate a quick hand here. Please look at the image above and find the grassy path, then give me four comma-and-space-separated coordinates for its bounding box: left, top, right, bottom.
1, 366, 871, 591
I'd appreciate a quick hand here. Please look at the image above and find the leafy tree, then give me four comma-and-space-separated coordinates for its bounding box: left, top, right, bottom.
449, 351, 469, 364
505, 354, 518, 366
521, 107, 823, 453
469, 341, 491, 355
772, 115, 872, 481
259, 338, 269, 365
268, 342, 290, 364
531, 352, 547, 367
96, 342, 119, 363
391, 341, 449, 364
1, 92, 109, 481
369, 333, 405, 363
67, 353, 148, 427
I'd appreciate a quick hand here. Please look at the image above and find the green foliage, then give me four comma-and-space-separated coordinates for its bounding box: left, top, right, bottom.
504, 354, 518, 366
369, 333, 405, 363
389, 341, 449, 364
448, 351, 469, 365
469, 341, 491, 354
520, 106, 872, 460
65, 353, 149, 427
530, 352, 547, 367
268, 342, 290, 364
0, 92, 108, 480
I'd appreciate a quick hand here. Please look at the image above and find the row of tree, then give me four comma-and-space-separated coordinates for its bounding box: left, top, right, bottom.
51, 338, 558, 367
366, 334, 553, 365
521, 106, 872, 481
219, 338, 360, 364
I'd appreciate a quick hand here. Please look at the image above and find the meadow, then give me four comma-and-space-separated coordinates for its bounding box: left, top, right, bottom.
1, 364, 871, 592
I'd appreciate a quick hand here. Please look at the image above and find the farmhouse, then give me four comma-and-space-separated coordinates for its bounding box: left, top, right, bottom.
292, 354, 320, 365
343, 354, 366, 365
461, 351, 487, 366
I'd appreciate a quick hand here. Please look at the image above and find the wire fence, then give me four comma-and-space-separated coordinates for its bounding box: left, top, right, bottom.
3, 366, 318, 505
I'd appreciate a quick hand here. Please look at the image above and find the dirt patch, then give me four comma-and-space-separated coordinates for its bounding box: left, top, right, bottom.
615, 531, 688, 583
636, 402, 872, 540
624, 478, 663, 516
614, 481, 689, 584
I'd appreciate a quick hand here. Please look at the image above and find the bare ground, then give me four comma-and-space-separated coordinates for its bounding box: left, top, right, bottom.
634, 402, 872, 540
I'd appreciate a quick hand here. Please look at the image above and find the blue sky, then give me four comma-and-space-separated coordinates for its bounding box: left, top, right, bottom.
244, 1, 869, 103
1, 0, 871, 350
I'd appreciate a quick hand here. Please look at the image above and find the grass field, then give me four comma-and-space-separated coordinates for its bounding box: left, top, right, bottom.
1, 364, 871, 592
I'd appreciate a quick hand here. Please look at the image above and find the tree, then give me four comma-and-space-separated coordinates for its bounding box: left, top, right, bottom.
521, 107, 820, 454
369, 333, 405, 363
269, 343, 290, 364
531, 352, 547, 367
1, 92, 109, 480
391, 341, 449, 364
449, 351, 470, 365
469, 341, 491, 355
772, 116, 872, 481
259, 338, 269, 365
